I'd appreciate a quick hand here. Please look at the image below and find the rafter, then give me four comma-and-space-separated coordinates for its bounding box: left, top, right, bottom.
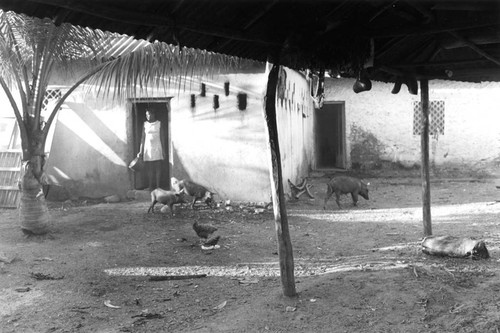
431, 3, 492, 11
368, 0, 399, 23
213, 0, 279, 51
448, 31, 500, 66
391, 59, 492, 69
442, 30, 500, 49
404, 0, 434, 24
369, 21, 500, 38
26, 0, 281, 46
375, 36, 410, 59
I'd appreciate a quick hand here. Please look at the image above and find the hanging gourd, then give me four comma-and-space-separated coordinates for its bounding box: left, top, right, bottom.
237, 93, 247, 111
190, 94, 196, 108
353, 69, 372, 93
213, 95, 219, 110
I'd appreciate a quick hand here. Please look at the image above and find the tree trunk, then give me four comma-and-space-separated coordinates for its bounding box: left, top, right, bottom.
18, 151, 50, 235
263, 63, 296, 297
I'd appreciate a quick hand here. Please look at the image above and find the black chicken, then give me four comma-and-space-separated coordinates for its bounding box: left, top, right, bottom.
203, 235, 221, 247
193, 221, 217, 243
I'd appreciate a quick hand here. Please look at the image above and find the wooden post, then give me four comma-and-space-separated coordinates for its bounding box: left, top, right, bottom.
420, 79, 432, 236
263, 63, 297, 297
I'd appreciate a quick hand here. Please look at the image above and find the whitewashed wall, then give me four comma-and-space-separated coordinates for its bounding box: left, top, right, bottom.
323, 78, 500, 174
276, 67, 315, 186
0, 65, 316, 201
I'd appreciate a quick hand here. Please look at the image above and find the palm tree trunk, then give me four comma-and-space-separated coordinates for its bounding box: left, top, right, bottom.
18, 147, 50, 235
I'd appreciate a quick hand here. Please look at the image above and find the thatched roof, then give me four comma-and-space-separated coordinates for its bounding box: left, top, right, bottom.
0, 0, 499, 83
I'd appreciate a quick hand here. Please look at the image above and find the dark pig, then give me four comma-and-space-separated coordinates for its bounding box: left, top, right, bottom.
178, 179, 214, 209
148, 189, 185, 215
323, 176, 369, 209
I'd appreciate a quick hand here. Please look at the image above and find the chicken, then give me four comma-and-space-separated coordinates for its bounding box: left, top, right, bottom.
203, 235, 221, 247
193, 221, 217, 242
147, 189, 186, 215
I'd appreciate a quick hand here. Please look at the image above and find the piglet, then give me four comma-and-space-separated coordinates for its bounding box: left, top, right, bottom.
148, 188, 185, 216
177, 179, 215, 209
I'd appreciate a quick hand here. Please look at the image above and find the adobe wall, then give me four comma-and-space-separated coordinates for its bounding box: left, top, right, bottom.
170, 66, 315, 202
168, 72, 271, 202
323, 78, 500, 177
275, 67, 315, 187
0, 65, 315, 201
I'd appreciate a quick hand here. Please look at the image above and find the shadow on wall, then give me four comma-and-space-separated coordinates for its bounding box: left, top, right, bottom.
170, 144, 190, 185
349, 124, 385, 170
45, 102, 130, 199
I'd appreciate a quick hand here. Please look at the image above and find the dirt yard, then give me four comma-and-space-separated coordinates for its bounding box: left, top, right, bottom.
1, 172, 500, 333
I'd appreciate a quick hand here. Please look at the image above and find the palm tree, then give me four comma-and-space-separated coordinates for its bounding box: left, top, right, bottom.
0, 10, 243, 235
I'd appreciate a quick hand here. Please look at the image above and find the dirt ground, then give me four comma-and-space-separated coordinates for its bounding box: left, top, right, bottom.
1, 171, 500, 333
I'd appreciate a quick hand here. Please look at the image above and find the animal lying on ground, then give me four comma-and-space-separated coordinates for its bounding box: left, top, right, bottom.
323, 176, 369, 209
147, 189, 186, 215
421, 235, 490, 259
177, 179, 214, 209
193, 221, 217, 243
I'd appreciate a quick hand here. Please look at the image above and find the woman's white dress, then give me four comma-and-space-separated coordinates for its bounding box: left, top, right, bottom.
143, 120, 163, 161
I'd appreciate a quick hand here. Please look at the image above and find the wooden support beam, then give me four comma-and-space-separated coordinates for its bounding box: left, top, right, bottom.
447, 31, 500, 66
375, 36, 410, 59
420, 79, 432, 237
391, 58, 491, 69
263, 63, 296, 297
369, 21, 499, 38
368, 0, 399, 23
405, 1, 435, 24
26, 0, 280, 46
213, 0, 279, 52
441, 30, 500, 49
431, 3, 492, 11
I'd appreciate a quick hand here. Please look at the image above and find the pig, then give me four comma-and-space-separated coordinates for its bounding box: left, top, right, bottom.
323, 176, 369, 210
177, 179, 214, 209
147, 188, 186, 216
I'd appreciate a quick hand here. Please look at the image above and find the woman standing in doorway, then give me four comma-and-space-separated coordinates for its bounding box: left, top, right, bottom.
137, 109, 166, 190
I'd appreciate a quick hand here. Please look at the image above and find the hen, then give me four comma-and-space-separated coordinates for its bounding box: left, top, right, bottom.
193, 221, 217, 242
203, 235, 221, 247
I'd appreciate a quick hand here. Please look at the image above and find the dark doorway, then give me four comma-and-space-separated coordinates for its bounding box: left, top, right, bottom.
315, 102, 345, 169
131, 99, 170, 190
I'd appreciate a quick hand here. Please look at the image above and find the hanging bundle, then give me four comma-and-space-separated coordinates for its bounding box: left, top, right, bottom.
310, 69, 325, 109
391, 75, 418, 95
190, 94, 196, 108
237, 93, 247, 111
213, 95, 219, 110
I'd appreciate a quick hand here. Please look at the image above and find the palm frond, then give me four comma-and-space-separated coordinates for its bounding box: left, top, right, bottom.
84, 41, 251, 100
1, 8, 258, 113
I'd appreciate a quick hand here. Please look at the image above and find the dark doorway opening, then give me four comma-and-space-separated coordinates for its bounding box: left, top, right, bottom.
315, 102, 345, 169
131, 99, 170, 190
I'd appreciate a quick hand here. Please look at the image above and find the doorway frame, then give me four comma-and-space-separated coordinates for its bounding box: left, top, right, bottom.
314, 101, 347, 170
127, 97, 173, 190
